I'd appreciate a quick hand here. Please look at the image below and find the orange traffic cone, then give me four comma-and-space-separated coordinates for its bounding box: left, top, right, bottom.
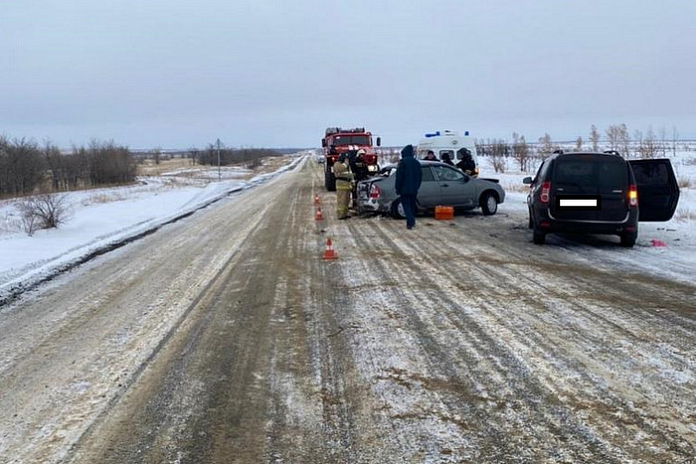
313, 193, 320, 205
323, 237, 338, 260
315, 207, 324, 221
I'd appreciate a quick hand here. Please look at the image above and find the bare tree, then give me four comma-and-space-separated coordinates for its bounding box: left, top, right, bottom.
512, 133, 531, 172
575, 136, 583, 152
42, 141, 65, 191
488, 139, 508, 173
538, 133, 555, 159
188, 147, 199, 166
589, 125, 601, 151
635, 128, 658, 159
672, 126, 679, 157
659, 126, 668, 157
150, 147, 162, 165
618, 124, 630, 158
606, 125, 622, 152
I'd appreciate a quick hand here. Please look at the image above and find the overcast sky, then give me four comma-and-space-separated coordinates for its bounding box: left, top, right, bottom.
2, 0, 695, 149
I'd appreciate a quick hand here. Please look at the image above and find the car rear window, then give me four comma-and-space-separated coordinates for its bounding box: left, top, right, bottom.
554, 156, 628, 191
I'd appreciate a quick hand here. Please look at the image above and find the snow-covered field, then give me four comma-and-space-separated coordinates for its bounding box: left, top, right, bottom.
0, 155, 304, 303
1, 150, 694, 303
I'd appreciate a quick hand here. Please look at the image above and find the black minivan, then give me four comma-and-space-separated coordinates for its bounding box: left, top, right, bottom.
523, 151, 680, 247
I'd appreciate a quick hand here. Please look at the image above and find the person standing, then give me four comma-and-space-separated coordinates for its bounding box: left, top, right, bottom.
333, 153, 354, 220
456, 147, 476, 176
441, 152, 455, 166
395, 144, 422, 230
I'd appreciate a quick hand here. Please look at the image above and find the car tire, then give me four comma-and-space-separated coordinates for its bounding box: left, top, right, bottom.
533, 228, 546, 245
480, 192, 498, 215
390, 198, 406, 219
620, 231, 637, 248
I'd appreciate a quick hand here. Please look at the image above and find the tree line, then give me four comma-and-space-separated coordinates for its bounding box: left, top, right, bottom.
0, 137, 136, 197
192, 145, 281, 169
476, 124, 681, 173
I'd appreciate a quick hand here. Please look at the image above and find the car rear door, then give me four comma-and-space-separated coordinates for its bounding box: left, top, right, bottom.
629, 159, 680, 221
550, 154, 630, 222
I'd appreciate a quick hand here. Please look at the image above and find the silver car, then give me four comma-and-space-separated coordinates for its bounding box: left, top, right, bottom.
356, 161, 505, 218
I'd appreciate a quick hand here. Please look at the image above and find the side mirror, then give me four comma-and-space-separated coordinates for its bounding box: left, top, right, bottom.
321, 139, 326, 147
522, 177, 533, 185
376, 137, 381, 147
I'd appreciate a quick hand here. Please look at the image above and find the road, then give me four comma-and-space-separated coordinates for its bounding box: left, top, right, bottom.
0, 157, 694, 463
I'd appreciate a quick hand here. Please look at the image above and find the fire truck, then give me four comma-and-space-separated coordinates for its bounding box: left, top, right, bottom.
321, 127, 381, 191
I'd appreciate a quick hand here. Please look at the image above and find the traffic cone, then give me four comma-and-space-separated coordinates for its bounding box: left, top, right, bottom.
323, 237, 338, 260
313, 193, 320, 205
315, 207, 324, 221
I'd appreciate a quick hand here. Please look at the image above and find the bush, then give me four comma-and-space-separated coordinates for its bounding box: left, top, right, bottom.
18, 193, 70, 236
677, 175, 693, 189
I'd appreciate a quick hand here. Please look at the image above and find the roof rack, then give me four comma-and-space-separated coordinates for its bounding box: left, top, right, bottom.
553, 149, 564, 155
602, 150, 621, 156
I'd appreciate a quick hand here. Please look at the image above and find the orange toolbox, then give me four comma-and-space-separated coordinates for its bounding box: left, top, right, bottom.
434, 205, 454, 220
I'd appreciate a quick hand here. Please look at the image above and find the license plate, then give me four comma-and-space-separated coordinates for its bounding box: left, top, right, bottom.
555, 195, 601, 210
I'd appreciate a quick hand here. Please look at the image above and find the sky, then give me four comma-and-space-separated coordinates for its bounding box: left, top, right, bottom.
2, 0, 695, 149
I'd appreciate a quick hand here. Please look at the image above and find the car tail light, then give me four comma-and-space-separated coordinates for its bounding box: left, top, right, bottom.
369, 184, 381, 199
628, 184, 638, 207
540, 181, 551, 204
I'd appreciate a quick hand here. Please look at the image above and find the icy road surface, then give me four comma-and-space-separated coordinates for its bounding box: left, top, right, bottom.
0, 157, 694, 463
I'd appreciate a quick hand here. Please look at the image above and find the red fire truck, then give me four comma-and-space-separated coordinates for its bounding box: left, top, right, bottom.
321, 127, 381, 191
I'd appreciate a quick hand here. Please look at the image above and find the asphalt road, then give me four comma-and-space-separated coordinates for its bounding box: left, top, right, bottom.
1, 157, 694, 463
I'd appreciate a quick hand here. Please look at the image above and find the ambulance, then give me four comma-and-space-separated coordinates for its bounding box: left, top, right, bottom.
416, 130, 479, 177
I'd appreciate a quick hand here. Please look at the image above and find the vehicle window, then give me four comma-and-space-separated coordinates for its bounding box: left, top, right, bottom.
554, 156, 627, 190
332, 135, 370, 146
421, 166, 435, 182
632, 162, 669, 185
433, 165, 464, 182
534, 161, 546, 182
597, 160, 629, 189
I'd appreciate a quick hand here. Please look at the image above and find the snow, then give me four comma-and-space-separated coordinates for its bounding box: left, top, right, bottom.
1, 149, 695, 304
0, 155, 304, 303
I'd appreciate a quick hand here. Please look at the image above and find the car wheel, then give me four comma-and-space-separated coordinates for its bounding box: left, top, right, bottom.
620, 231, 637, 248
480, 192, 498, 215
533, 228, 546, 245
390, 199, 406, 219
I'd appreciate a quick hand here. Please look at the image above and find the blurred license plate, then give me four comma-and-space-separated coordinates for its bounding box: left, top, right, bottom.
556, 195, 601, 210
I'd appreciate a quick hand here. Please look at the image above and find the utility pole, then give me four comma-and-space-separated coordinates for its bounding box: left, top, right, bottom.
216, 138, 221, 181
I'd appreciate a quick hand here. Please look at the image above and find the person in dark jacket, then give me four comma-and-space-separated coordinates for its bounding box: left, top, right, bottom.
395, 144, 422, 229
441, 152, 454, 166
423, 150, 437, 161
456, 147, 476, 176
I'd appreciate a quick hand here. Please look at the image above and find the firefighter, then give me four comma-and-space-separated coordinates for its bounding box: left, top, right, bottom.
353, 149, 369, 182
334, 152, 354, 220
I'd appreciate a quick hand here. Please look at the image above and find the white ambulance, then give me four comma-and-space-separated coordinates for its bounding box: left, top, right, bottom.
416, 130, 479, 177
